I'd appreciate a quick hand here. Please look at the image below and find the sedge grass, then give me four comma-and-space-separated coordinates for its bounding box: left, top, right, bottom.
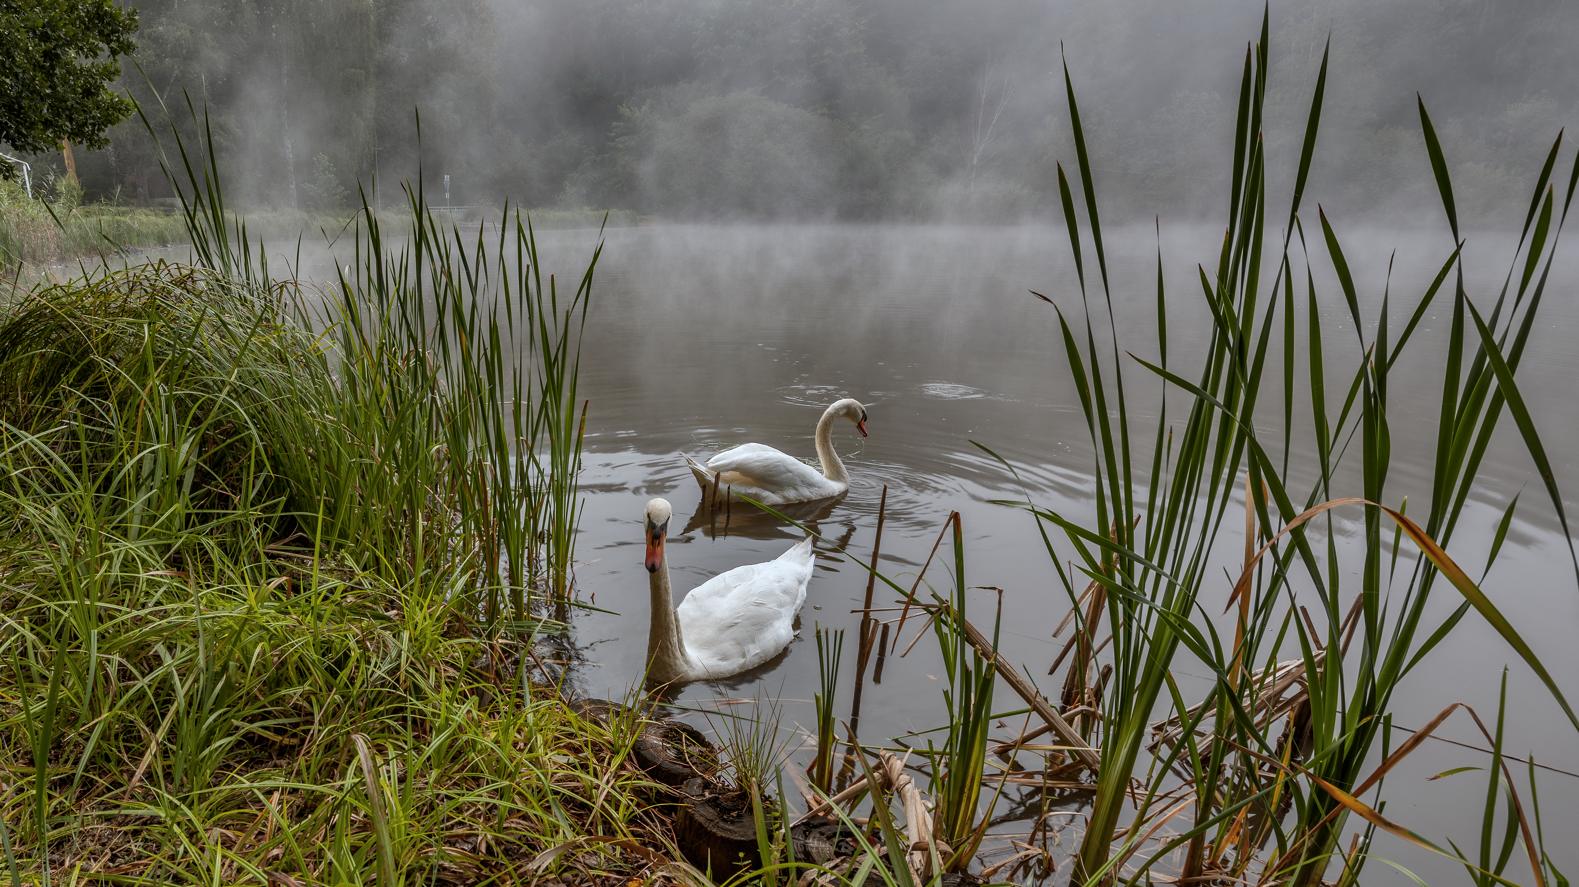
0, 117, 661, 884
923, 513, 999, 873
810, 626, 845, 797
986, 11, 1579, 886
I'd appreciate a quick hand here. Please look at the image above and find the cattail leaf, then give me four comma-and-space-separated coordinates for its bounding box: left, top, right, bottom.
1418, 96, 1460, 238
1466, 303, 1579, 584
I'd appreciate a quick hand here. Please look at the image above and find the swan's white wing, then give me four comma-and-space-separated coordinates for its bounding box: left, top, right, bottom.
676, 538, 815, 678
704, 443, 825, 489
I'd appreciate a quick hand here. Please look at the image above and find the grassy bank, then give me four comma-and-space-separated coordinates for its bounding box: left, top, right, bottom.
0, 151, 857, 882
0, 207, 666, 881
1, 176, 638, 273
0, 180, 188, 269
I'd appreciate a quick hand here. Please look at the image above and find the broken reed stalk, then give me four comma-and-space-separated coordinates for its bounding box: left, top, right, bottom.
848, 483, 888, 741
954, 609, 1102, 772
794, 770, 875, 825
1150, 654, 1322, 751
879, 751, 940, 883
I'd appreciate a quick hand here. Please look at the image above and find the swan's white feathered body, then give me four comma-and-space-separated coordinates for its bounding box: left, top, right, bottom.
673, 537, 814, 678
642, 498, 816, 686
687, 398, 868, 506
686, 446, 843, 505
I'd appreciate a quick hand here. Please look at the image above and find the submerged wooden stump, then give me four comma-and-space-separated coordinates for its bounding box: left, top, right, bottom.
634, 719, 716, 785
674, 789, 872, 874
568, 698, 888, 875
566, 697, 720, 786
790, 817, 862, 865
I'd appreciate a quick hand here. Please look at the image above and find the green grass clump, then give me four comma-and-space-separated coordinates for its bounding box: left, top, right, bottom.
0, 252, 654, 882
0, 117, 662, 880
0, 530, 669, 882
0, 264, 304, 539
0, 251, 688, 885
1, 178, 187, 269
999, 13, 1579, 886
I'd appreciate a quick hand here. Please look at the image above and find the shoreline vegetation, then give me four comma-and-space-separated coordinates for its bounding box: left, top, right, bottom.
3, 17, 1577, 887
0, 178, 187, 270
0, 181, 641, 272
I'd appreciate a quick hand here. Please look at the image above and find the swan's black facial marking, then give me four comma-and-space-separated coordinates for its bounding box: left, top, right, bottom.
644, 518, 670, 572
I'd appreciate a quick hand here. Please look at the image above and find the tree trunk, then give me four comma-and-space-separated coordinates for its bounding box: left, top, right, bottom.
60, 140, 78, 186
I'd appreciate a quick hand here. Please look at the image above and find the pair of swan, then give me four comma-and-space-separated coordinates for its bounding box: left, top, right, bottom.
642, 398, 868, 686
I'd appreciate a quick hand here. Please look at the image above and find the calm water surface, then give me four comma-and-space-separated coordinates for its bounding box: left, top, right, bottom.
528, 222, 1579, 883
168, 221, 1578, 882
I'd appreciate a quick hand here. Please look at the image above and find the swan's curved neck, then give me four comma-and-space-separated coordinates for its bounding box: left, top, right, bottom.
646, 557, 694, 684
814, 405, 848, 484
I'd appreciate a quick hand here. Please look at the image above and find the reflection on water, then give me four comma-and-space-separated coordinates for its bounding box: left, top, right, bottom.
679, 494, 847, 542
150, 222, 1579, 880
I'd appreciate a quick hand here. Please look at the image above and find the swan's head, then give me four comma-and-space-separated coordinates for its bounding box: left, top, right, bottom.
643, 498, 672, 573
832, 398, 869, 438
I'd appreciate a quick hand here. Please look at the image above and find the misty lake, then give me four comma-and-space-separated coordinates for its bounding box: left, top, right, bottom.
525, 221, 1579, 883
185, 220, 1579, 882
23, 0, 1579, 880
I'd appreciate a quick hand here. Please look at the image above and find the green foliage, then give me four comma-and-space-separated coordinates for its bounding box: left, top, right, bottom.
1002, 16, 1579, 886
301, 150, 349, 209
0, 131, 638, 883
0, 175, 184, 267
0, 0, 138, 155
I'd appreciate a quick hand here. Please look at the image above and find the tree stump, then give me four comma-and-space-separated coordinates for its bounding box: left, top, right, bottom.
634, 719, 716, 786
673, 776, 764, 876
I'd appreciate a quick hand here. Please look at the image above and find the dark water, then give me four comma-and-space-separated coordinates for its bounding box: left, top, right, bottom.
150, 221, 1579, 881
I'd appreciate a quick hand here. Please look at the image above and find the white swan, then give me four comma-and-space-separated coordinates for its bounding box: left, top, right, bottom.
685, 398, 869, 505
641, 498, 815, 686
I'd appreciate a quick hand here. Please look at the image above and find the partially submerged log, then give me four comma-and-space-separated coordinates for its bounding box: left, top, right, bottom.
635, 719, 717, 785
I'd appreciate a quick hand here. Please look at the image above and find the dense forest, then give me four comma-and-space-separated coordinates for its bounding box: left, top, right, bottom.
32, 0, 1579, 222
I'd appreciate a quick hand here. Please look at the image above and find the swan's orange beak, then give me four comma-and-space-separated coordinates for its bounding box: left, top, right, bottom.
644, 534, 664, 573
857, 418, 869, 438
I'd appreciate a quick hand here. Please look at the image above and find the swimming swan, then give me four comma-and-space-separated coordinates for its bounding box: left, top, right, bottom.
685, 398, 868, 505
641, 498, 815, 685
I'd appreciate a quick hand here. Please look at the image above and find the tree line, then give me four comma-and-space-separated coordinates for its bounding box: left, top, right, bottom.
10, 0, 1579, 223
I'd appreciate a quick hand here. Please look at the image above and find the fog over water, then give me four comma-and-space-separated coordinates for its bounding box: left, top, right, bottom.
55, 0, 1579, 227
546, 220, 1579, 884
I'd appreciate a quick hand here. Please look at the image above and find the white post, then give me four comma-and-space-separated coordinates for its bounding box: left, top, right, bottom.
0, 152, 32, 199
